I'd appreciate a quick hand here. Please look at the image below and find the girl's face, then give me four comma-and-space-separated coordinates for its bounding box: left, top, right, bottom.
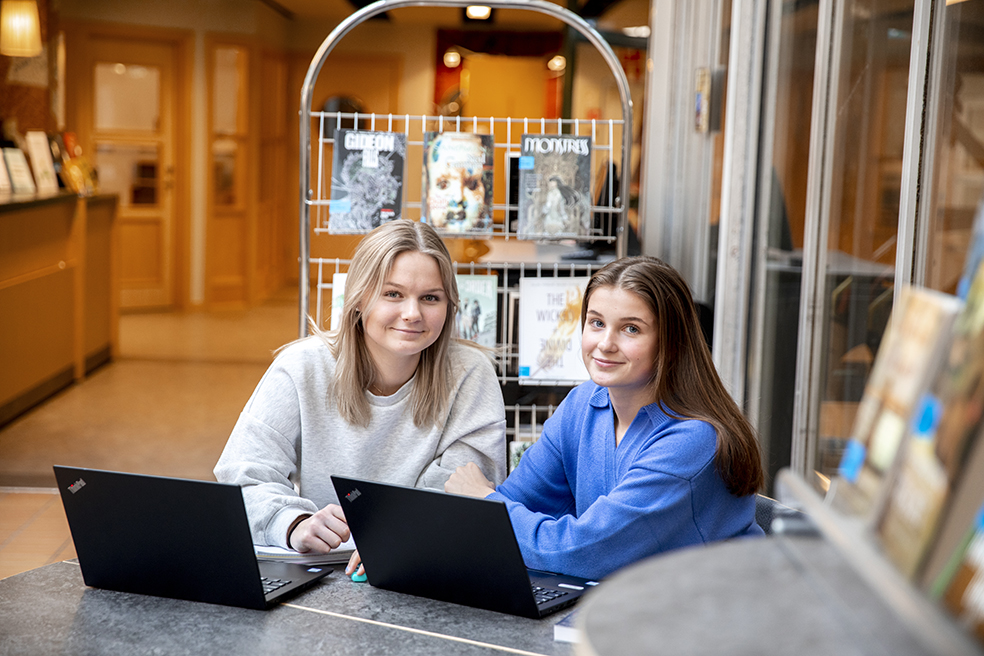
581, 286, 659, 396
362, 251, 448, 368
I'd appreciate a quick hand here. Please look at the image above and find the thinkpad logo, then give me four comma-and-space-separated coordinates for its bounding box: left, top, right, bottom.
345, 488, 361, 502
68, 478, 86, 494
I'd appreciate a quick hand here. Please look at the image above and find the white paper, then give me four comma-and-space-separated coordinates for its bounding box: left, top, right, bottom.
3, 148, 36, 194
25, 131, 58, 193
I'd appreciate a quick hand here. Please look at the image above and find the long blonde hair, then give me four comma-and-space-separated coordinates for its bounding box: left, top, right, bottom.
317, 220, 460, 428
581, 256, 763, 496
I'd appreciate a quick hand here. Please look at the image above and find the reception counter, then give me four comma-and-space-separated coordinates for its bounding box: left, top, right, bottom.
0, 191, 118, 427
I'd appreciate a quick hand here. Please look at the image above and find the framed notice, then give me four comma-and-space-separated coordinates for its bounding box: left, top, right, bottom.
3, 148, 36, 194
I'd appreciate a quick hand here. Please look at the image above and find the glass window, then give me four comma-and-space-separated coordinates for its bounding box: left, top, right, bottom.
812, 2, 915, 485
95, 143, 160, 208
94, 62, 161, 132
748, 0, 819, 490
924, 1, 984, 296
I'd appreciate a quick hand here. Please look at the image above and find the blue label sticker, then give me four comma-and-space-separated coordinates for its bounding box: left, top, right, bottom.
912, 393, 943, 439
838, 439, 866, 483
330, 199, 351, 213
518, 156, 535, 170
519, 366, 530, 377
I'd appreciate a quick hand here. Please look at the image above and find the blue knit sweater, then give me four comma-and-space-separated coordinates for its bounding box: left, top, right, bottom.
489, 381, 763, 580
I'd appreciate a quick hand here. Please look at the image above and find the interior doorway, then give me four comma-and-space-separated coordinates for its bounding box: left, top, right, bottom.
64, 24, 191, 311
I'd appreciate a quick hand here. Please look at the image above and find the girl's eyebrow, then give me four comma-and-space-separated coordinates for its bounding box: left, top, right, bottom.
586, 309, 651, 325
382, 282, 445, 294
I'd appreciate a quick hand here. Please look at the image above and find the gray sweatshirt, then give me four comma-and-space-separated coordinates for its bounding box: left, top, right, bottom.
214, 336, 507, 548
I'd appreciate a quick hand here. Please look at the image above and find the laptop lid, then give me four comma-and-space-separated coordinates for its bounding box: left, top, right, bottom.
331, 475, 593, 618
53, 466, 331, 610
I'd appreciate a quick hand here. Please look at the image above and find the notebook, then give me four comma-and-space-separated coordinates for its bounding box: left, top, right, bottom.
330, 475, 598, 618
53, 466, 332, 610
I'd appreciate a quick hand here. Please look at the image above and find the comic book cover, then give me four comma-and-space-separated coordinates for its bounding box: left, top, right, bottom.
517, 277, 590, 385
829, 286, 961, 521
878, 264, 984, 579
421, 131, 494, 234
516, 134, 592, 239
328, 129, 406, 232
455, 274, 497, 348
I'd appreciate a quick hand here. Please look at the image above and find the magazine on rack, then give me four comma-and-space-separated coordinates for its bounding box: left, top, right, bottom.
455, 274, 497, 348
421, 131, 494, 234
877, 263, 984, 579
516, 134, 592, 239
330, 272, 346, 331
328, 129, 406, 232
828, 285, 962, 522
517, 277, 590, 385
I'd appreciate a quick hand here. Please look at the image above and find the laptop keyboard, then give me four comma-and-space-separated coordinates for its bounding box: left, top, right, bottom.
262, 576, 291, 596
532, 585, 569, 606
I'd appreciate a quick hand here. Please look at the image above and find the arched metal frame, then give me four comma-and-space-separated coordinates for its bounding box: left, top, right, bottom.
296, 0, 634, 337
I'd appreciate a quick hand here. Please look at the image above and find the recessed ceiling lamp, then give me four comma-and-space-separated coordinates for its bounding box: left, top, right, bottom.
465, 5, 491, 20
0, 0, 42, 57
443, 49, 461, 68
547, 55, 566, 72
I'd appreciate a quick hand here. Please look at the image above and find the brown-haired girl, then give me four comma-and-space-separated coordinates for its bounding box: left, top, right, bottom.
447, 255, 763, 580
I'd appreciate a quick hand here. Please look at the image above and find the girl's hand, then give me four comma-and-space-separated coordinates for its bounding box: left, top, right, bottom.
289, 504, 350, 553
345, 550, 365, 578
445, 462, 496, 498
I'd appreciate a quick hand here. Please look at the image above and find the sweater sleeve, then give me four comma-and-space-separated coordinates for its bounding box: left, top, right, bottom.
416, 345, 507, 490
213, 363, 318, 548
491, 413, 724, 581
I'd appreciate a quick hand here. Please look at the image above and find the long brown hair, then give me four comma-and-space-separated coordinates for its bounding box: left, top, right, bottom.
581, 256, 763, 496
317, 220, 461, 428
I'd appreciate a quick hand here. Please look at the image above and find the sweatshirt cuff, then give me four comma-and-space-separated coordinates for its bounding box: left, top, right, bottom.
268, 507, 310, 549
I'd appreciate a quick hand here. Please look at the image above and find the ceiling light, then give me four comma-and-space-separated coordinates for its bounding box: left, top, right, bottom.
465, 5, 491, 20
0, 0, 42, 58
547, 55, 566, 72
443, 49, 461, 68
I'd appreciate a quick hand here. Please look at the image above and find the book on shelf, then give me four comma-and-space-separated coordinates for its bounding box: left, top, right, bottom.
3, 147, 36, 194
877, 264, 984, 579
517, 277, 590, 385
24, 131, 59, 193
553, 610, 581, 643
455, 274, 497, 348
330, 272, 347, 331
421, 131, 494, 234
508, 439, 534, 473
517, 134, 592, 239
0, 151, 10, 194
958, 196, 984, 301
922, 430, 984, 592
933, 501, 984, 647
828, 285, 962, 522
328, 129, 407, 232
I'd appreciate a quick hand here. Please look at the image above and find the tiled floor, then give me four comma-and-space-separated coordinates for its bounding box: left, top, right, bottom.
0, 287, 299, 580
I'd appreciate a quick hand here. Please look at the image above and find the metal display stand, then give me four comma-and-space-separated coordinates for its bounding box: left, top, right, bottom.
296, 0, 634, 448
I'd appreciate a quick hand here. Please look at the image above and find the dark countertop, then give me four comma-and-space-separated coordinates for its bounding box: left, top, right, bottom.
0, 560, 575, 655
0, 191, 116, 215
576, 535, 982, 656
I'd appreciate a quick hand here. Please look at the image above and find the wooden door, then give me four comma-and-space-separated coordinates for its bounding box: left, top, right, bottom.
83, 37, 178, 310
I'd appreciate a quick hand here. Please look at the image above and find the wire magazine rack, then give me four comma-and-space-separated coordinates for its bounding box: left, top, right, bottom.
297, 0, 634, 447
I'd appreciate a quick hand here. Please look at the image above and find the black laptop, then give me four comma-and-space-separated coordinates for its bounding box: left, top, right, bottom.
53, 466, 332, 610
331, 475, 598, 619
